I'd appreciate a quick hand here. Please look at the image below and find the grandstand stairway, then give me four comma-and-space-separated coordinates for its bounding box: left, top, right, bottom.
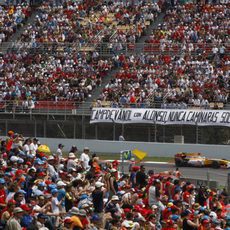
0, 7, 39, 54
79, 12, 166, 113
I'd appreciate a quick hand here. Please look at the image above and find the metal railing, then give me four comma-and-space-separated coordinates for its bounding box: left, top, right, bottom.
0, 100, 227, 116
2, 42, 229, 56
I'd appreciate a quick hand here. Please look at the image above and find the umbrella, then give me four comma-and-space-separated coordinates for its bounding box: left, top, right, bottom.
37, 145, 51, 154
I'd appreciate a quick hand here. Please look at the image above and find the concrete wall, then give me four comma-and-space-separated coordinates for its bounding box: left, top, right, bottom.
36, 138, 230, 159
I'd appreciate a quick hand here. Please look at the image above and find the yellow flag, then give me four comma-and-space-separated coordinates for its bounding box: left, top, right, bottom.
132, 149, 147, 160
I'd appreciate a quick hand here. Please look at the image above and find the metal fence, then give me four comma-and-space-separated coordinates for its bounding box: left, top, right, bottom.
0, 100, 229, 145
1, 42, 230, 56
0, 100, 227, 116
0, 117, 229, 145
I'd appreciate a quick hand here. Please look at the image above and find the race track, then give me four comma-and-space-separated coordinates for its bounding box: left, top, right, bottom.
122, 162, 229, 187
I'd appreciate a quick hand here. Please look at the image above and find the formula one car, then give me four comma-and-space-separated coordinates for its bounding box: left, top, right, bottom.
174, 152, 230, 169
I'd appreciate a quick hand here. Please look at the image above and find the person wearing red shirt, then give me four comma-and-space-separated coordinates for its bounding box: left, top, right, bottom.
162, 219, 177, 230
0, 199, 16, 221
0, 179, 6, 209
78, 210, 90, 228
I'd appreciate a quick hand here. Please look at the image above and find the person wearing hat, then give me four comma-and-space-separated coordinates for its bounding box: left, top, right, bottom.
13, 170, 26, 188
36, 213, 49, 230
20, 204, 33, 228
200, 218, 211, 230
80, 147, 90, 170
1, 199, 16, 223
57, 181, 66, 212
108, 168, 118, 199
92, 181, 105, 228
181, 209, 200, 230
67, 152, 77, 172
6, 207, 24, 230
105, 195, 120, 215
63, 217, 73, 230
68, 207, 84, 229
129, 166, 139, 188
32, 181, 46, 196
47, 155, 58, 181
162, 219, 176, 230
78, 209, 90, 229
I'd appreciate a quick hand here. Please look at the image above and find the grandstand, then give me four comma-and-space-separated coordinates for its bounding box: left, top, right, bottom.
0, 2, 229, 230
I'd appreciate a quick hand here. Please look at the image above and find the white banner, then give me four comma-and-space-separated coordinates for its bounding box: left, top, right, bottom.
90, 108, 230, 127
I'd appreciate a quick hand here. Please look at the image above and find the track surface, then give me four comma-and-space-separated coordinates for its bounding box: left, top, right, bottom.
121, 162, 228, 186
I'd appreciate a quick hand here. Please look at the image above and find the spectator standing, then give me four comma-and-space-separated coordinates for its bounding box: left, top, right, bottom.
92, 181, 105, 229
80, 147, 90, 170
136, 165, 148, 189
29, 138, 38, 156
148, 179, 161, 208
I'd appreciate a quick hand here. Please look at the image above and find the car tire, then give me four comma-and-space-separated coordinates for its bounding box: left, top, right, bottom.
212, 161, 220, 169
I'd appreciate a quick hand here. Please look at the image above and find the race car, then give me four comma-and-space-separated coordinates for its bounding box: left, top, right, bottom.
174, 152, 230, 169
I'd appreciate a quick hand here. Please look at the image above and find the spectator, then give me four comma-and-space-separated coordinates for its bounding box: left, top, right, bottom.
80, 147, 90, 170
136, 165, 148, 189
6, 207, 24, 230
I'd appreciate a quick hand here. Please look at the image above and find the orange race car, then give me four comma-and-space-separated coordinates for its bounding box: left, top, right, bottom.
174, 152, 230, 169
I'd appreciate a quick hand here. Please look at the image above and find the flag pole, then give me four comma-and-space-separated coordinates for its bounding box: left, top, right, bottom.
119, 134, 125, 176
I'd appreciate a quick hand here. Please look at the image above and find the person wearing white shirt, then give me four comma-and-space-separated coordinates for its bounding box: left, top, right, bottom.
23, 138, 32, 155
80, 147, 90, 170
67, 152, 77, 172
47, 156, 58, 181
55, 144, 64, 159
29, 138, 38, 156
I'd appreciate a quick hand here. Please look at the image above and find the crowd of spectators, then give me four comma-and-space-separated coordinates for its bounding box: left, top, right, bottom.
97, 2, 229, 109
0, 0, 164, 105
14, 0, 161, 49
99, 52, 229, 108
0, 50, 112, 102
0, 1, 229, 109
145, 3, 229, 55
108, 2, 161, 53
0, 131, 228, 229
0, 3, 31, 45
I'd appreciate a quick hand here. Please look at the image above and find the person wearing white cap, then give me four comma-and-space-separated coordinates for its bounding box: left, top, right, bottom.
92, 181, 105, 228
57, 181, 66, 212
6, 207, 24, 230
105, 195, 120, 215
47, 155, 58, 181
67, 152, 77, 172
108, 168, 118, 199
80, 147, 90, 170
